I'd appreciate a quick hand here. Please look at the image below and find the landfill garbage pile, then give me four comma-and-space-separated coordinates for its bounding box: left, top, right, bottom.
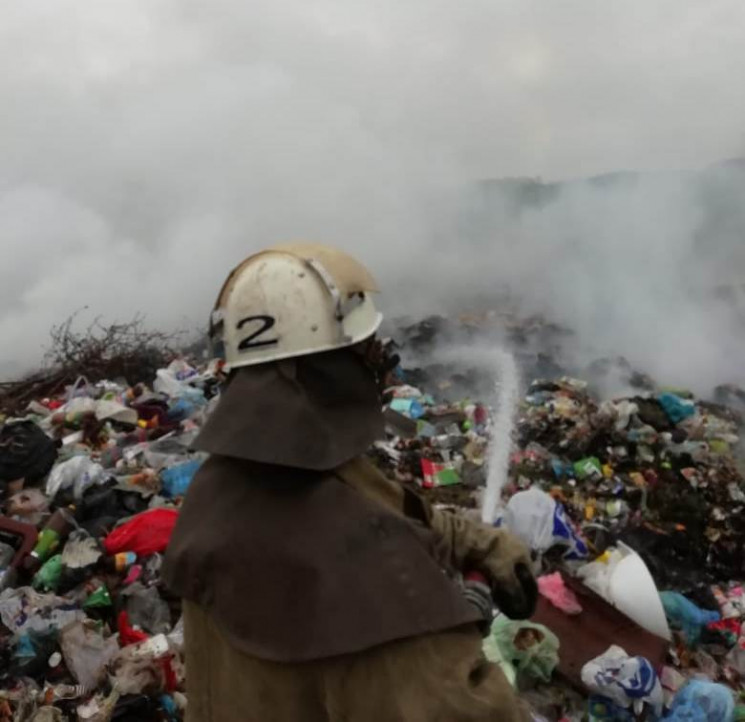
4, 306, 745, 720
0, 358, 223, 721
0, 315, 185, 420
373, 343, 745, 720
513, 380, 745, 585
389, 312, 575, 402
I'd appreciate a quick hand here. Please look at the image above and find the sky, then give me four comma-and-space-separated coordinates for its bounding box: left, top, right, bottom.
2, 0, 745, 392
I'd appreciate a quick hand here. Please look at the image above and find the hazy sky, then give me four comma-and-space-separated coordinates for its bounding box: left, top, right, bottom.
2, 0, 745, 390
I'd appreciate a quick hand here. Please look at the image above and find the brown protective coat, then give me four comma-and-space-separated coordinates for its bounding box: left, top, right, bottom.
164, 455, 482, 662
183, 600, 531, 722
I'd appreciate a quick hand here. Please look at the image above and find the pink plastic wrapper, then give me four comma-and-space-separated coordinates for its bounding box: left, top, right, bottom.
537, 572, 583, 615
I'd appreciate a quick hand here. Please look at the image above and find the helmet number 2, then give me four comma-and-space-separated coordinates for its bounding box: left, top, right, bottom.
236, 315, 279, 351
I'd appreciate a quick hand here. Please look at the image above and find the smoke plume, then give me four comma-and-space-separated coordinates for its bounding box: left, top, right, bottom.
1, 0, 745, 394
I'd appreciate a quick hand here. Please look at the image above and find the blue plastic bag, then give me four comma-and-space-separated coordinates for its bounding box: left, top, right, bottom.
666, 680, 734, 721
552, 500, 589, 560
660, 592, 720, 646
161, 459, 203, 497
582, 645, 663, 717
389, 398, 425, 420
167, 398, 197, 422
657, 393, 696, 425
502, 488, 588, 560
160, 695, 180, 722
551, 459, 574, 480
13, 634, 36, 662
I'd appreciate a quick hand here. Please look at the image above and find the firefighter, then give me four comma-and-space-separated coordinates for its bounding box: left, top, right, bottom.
163, 243, 536, 721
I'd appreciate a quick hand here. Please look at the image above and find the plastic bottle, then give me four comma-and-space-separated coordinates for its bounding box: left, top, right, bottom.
23, 506, 76, 573
100, 552, 137, 574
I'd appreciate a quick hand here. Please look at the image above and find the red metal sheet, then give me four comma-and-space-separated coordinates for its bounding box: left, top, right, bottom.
532, 572, 668, 691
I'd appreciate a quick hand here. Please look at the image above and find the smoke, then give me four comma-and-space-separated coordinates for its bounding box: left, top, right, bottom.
412, 165, 745, 395
1, 0, 745, 392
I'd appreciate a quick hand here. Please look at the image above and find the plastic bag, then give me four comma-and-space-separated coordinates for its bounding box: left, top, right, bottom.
153, 369, 188, 398
46, 455, 106, 500
103, 508, 179, 557
627, 424, 659, 445
577, 549, 623, 599
167, 616, 185, 652
0, 588, 85, 638
62, 532, 102, 570
482, 629, 517, 688
142, 447, 191, 473
160, 459, 202, 497
666, 679, 735, 721
108, 635, 170, 695
581, 645, 663, 717
537, 572, 582, 615
7, 488, 49, 525
503, 488, 558, 552
658, 393, 696, 424
660, 592, 720, 645
60, 621, 120, 689
503, 487, 588, 559
389, 398, 425, 419
109, 655, 165, 697
161, 694, 180, 722
167, 359, 198, 382
166, 398, 197, 422
66, 376, 93, 402
0, 420, 58, 484
487, 615, 560, 683
614, 400, 639, 431
12, 630, 59, 678
153, 367, 205, 406
94, 399, 138, 426
122, 583, 172, 635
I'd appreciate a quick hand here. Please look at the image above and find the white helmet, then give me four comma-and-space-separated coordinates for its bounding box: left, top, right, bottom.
211, 243, 383, 370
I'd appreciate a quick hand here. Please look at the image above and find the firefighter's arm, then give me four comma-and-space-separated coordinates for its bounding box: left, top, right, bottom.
337, 458, 537, 619
429, 507, 538, 620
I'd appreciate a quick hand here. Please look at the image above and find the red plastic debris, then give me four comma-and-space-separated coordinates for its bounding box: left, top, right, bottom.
104, 508, 179, 557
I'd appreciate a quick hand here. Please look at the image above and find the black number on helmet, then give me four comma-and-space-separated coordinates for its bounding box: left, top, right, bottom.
236, 315, 279, 351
